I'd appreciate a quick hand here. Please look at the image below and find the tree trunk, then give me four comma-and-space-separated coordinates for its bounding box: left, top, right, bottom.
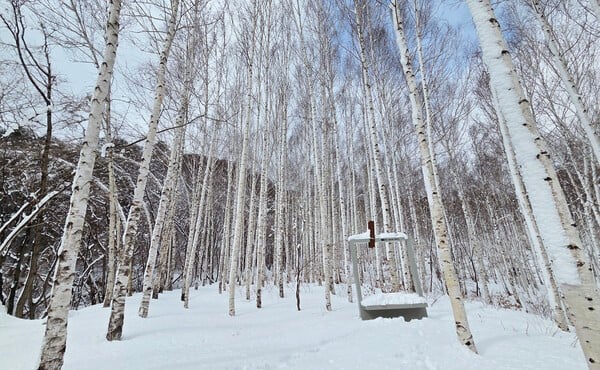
244, 175, 258, 301
255, 131, 270, 308
184, 142, 216, 306
106, 0, 179, 341
38, 0, 122, 368
103, 88, 119, 308
138, 93, 188, 317
466, 0, 599, 366
492, 84, 569, 330
274, 101, 288, 299
354, 0, 401, 292
228, 8, 257, 314
218, 161, 234, 294
391, 0, 477, 353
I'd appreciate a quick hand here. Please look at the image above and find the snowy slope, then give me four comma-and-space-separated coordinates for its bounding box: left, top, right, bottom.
1, 285, 584, 370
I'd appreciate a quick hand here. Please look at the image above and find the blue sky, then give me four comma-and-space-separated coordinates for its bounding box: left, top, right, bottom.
436, 0, 478, 42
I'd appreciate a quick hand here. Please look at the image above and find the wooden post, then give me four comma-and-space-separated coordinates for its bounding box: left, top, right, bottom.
368, 220, 375, 249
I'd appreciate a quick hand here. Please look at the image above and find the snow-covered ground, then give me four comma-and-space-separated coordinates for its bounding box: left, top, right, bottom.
1, 284, 584, 370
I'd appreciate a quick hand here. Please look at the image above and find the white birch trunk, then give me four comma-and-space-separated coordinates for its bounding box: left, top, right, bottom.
38, 1, 122, 368
228, 15, 256, 314
492, 85, 569, 329
255, 131, 270, 308
244, 11, 267, 301
138, 96, 188, 317
391, 1, 477, 353
102, 92, 119, 308
466, 0, 599, 366
354, 0, 401, 292
182, 160, 203, 296
413, 9, 442, 196
309, 91, 332, 311
218, 161, 234, 294
183, 140, 216, 307
363, 126, 383, 284
274, 108, 288, 299
333, 123, 352, 302
106, 0, 179, 341
181, 37, 218, 299
227, 122, 251, 316
244, 175, 258, 301
256, 0, 274, 308
153, 165, 179, 297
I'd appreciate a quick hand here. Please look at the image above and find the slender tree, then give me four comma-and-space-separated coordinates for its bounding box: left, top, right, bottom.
466, 0, 599, 366
106, 0, 180, 340
228, 1, 258, 316
37, 0, 123, 368
391, 0, 477, 353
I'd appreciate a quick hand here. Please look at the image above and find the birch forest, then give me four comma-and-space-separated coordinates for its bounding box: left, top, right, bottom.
0, 0, 599, 369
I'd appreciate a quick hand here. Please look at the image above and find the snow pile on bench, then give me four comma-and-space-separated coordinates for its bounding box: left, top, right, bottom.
361, 292, 427, 306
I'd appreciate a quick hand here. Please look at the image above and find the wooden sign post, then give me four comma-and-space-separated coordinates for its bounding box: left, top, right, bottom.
368, 220, 375, 249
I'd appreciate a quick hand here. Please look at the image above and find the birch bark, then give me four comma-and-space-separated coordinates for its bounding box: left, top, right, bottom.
274, 106, 288, 299
255, 129, 270, 308
182, 160, 204, 296
106, 0, 179, 341
493, 86, 569, 330
183, 139, 216, 307
228, 6, 257, 314
353, 0, 401, 292
255, 0, 274, 309
138, 87, 189, 317
218, 161, 234, 294
153, 164, 179, 297
38, 0, 122, 368
466, 0, 599, 366
102, 93, 119, 308
391, 0, 477, 353
309, 91, 332, 311
333, 120, 352, 302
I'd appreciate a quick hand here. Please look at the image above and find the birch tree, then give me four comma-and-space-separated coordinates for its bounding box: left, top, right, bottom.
32, 0, 122, 310
466, 0, 600, 366
489, 78, 569, 330
106, 0, 180, 340
391, 0, 477, 353
255, 128, 271, 308
353, 0, 401, 292
228, 1, 258, 316
102, 95, 119, 308
138, 68, 190, 317
255, 70, 274, 308
182, 136, 217, 307
37, 0, 123, 367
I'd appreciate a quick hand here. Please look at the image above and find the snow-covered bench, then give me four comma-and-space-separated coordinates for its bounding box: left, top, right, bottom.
348, 230, 428, 321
